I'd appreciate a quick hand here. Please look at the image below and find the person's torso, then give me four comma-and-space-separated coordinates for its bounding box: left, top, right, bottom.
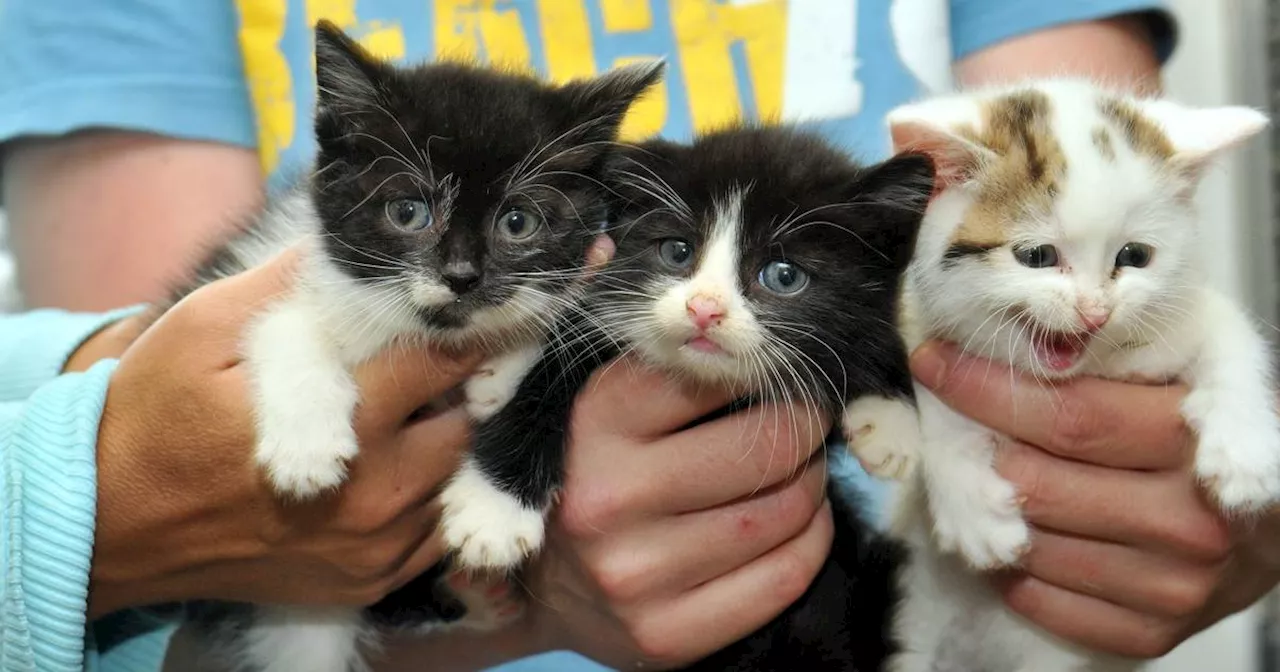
232, 0, 956, 189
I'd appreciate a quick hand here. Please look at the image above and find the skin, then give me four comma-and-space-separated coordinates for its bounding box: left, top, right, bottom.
72, 249, 485, 619
25, 10, 1271, 667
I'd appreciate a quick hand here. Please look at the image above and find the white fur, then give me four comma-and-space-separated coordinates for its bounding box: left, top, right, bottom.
625, 189, 769, 386
465, 342, 544, 420
237, 607, 373, 672
217, 189, 552, 672
885, 80, 1278, 671
440, 457, 548, 569
843, 395, 922, 480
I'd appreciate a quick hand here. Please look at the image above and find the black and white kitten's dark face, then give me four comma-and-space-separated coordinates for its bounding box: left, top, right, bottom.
308, 22, 662, 340
603, 127, 934, 409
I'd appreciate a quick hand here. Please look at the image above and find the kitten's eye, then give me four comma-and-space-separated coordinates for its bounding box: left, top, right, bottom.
497, 209, 543, 241
1013, 244, 1060, 269
1115, 242, 1154, 269
759, 261, 810, 295
385, 199, 432, 231
657, 239, 695, 270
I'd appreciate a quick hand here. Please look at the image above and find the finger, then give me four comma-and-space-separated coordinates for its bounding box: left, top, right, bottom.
592, 461, 826, 601
1018, 530, 1222, 619
631, 501, 833, 667
353, 345, 484, 427
637, 401, 830, 514
183, 246, 304, 321
575, 353, 735, 438
354, 408, 471, 497
386, 527, 451, 598
998, 574, 1182, 660
911, 341, 1191, 469
996, 441, 1231, 561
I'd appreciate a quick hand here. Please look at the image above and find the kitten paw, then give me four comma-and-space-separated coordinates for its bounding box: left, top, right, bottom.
443, 569, 526, 631
842, 396, 921, 481
465, 345, 544, 421
441, 464, 546, 570
931, 474, 1030, 569
255, 422, 358, 499
1186, 390, 1280, 515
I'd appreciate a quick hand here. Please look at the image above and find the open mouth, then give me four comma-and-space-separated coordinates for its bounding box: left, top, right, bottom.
1031, 329, 1091, 372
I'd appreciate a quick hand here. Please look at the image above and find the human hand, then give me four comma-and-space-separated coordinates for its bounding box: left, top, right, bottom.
520, 356, 834, 669
89, 249, 482, 618
911, 340, 1280, 659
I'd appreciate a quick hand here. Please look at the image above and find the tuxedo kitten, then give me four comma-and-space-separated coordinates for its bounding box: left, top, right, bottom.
173, 21, 662, 672
468, 125, 935, 671
877, 80, 1278, 672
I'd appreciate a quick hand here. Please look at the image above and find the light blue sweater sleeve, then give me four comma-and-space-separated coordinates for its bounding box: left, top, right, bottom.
0, 308, 174, 672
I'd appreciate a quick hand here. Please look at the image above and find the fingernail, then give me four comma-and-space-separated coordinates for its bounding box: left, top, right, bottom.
910, 342, 951, 390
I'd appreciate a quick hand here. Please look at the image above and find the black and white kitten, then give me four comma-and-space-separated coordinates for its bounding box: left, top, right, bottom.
172, 21, 662, 672
468, 125, 935, 671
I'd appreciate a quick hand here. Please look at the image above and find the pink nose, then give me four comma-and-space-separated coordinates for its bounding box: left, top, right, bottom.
1079, 310, 1110, 331
687, 295, 725, 330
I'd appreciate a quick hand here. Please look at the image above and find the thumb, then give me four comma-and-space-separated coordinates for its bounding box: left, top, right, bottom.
354, 342, 484, 426
199, 246, 305, 317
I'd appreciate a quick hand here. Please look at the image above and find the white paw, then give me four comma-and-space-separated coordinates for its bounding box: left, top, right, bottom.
1187, 391, 1280, 515
843, 395, 921, 481
255, 420, 358, 499
441, 462, 546, 570
464, 345, 543, 421
931, 472, 1030, 569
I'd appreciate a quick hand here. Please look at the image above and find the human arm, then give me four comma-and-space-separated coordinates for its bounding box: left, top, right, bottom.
0, 0, 263, 311
372, 358, 834, 671
1, 249, 486, 671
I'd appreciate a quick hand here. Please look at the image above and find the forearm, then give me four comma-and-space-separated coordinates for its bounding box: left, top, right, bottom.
4, 131, 264, 311
954, 15, 1163, 94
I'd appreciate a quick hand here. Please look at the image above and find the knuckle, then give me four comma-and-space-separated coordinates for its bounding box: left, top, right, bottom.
768, 547, 817, 607
1050, 390, 1106, 454
1169, 515, 1233, 562
592, 555, 649, 605
630, 619, 688, 669
556, 484, 623, 539
1154, 572, 1214, 618
1129, 623, 1181, 659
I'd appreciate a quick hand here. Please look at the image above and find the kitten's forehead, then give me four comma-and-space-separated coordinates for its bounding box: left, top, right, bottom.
947, 84, 1176, 250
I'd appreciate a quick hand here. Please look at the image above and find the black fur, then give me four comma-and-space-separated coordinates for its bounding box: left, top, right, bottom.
470, 125, 934, 670
179, 20, 664, 668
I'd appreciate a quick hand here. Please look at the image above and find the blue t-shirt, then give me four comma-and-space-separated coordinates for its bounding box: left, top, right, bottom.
0, 2, 1174, 671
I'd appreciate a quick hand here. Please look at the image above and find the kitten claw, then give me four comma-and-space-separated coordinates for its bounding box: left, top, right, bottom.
842, 396, 922, 481
256, 429, 358, 499
441, 463, 547, 571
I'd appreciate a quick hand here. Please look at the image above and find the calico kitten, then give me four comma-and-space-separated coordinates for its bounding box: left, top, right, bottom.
174, 21, 662, 672
469, 124, 935, 671
875, 80, 1278, 672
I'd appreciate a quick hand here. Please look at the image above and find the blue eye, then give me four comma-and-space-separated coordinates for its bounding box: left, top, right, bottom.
497, 208, 543, 241
758, 261, 809, 295
1013, 244, 1059, 268
657, 239, 695, 269
386, 199, 432, 231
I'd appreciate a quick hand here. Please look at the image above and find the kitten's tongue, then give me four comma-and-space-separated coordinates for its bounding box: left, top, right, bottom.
1034, 332, 1089, 372
686, 336, 723, 354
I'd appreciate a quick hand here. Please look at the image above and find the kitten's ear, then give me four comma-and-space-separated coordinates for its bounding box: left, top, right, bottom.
887, 99, 994, 192
313, 21, 390, 141
848, 153, 936, 270
1134, 99, 1269, 179
561, 61, 666, 143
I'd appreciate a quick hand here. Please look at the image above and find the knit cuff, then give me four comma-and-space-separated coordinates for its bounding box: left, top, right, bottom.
5, 360, 117, 671
0, 306, 144, 403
